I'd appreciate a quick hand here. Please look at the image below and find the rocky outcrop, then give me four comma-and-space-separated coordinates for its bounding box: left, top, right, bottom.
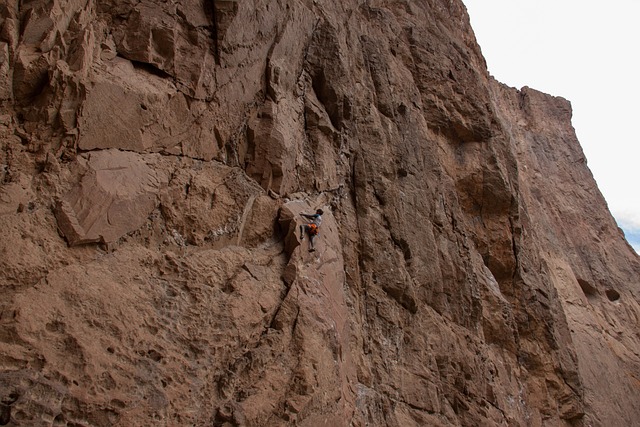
54, 149, 167, 246
1, 0, 639, 426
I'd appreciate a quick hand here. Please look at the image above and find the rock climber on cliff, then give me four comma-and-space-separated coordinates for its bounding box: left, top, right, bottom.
299, 209, 324, 252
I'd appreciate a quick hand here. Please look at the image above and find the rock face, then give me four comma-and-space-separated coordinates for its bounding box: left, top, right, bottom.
1, 0, 639, 426
54, 149, 167, 246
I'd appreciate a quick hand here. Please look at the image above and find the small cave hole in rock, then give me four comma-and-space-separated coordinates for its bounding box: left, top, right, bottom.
0, 404, 10, 426
605, 288, 621, 302
53, 414, 65, 426
111, 399, 126, 409
147, 349, 163, 362
577, 279, 597, 298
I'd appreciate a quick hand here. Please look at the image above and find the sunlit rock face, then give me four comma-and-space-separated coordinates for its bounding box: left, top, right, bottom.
1, 0, 639, 426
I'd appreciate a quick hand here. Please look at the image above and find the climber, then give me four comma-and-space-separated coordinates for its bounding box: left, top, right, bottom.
299, 209, 324, 252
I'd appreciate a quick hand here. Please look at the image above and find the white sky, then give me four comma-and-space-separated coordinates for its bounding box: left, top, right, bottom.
462, 0, 640, 253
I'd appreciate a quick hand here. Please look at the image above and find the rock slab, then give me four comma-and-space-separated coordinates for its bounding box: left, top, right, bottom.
0, 0, 639, 426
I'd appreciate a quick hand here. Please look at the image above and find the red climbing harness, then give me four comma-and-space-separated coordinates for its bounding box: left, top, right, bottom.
307, 223, 319, 236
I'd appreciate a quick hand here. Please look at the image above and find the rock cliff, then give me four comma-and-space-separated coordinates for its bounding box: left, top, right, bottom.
1, 0, 639, 426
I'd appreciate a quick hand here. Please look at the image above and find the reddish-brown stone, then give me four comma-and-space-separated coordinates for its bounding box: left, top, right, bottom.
1, 0, 638, 426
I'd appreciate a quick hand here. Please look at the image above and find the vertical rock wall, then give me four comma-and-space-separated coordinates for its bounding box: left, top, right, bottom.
1, 0, 639, 426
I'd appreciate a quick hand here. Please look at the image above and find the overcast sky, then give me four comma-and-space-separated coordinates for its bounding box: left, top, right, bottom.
462, 0, 640, 253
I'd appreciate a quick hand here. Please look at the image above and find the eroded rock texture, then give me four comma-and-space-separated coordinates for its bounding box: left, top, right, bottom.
1, 0, 639, 426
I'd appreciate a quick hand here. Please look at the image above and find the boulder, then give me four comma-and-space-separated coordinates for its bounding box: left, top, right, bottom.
55, 150, 166, 245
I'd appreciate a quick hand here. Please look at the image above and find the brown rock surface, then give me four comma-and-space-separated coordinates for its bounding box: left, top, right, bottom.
1, 0, 639, 426
54, 149, 167, 246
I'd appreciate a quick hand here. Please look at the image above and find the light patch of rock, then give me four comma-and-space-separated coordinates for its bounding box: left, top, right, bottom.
55, 149, 166, 245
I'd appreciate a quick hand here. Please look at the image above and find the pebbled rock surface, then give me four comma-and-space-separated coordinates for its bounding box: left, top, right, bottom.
1, 0, 639, 426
